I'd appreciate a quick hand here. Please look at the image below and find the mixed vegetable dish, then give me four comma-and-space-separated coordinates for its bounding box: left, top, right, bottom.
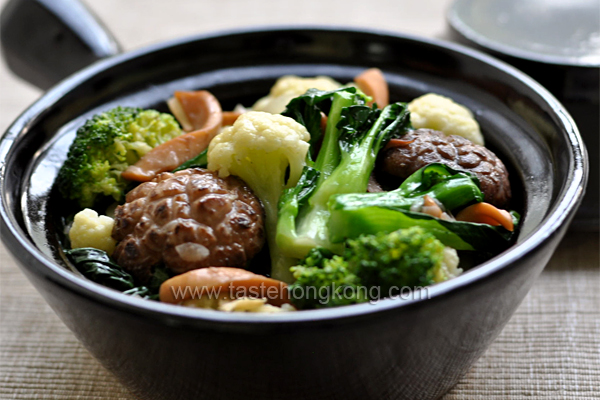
58, 69, 519, 312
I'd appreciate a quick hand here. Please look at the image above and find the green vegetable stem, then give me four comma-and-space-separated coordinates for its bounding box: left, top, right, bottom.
277, 91, 411, 260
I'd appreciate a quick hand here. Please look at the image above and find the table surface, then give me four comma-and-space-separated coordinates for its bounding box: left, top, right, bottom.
1, 0, 599, 399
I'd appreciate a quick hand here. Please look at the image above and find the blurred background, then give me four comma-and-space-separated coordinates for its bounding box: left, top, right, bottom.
0, 0, 455, 133
1, 0, 598, 399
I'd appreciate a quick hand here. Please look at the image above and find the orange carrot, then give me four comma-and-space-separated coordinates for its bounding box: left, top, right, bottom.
122, 91, 222, 182
384, 138, 415, 150
354, 68, 389, 108
320, 112, 328, 133
456, 203, 514, 231
159, 267, 290, 307
222, 111, 242, 126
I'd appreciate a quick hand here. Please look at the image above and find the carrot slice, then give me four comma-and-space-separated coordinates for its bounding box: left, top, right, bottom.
122, 90, 222, 182
159, 267, 290, 307
222, 111, 242, 126
320, 112, 328, 133
456, 202, 514, 231
354, 68, 389, 108
384, 138, 415, 150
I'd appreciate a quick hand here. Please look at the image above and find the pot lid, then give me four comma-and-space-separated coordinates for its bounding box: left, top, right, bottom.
448, 0, 600, 67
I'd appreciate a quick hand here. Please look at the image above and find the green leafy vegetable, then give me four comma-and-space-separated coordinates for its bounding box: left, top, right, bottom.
172, 148, 208, 172
276, 99, 411, 260
282, 87, 369, 159
331, 208, 519, 252
327, 164, 519, 252
65, 248, 169, 300
65, 247, 135, 291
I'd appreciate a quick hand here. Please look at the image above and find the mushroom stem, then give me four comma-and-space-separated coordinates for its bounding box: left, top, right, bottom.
159, 267, 290, 307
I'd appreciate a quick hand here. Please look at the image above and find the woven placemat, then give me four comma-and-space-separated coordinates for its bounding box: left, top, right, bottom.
1, 1, 599, 398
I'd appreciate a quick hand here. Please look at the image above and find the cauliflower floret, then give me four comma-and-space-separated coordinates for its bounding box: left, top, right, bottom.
408, 93, 484, 146
69, 208, 117, 254
253, 75, 341, 114
218, 297, 296, 313
433, 247, 462, 283
208, 111, 310, 281
208, 111, 310, 187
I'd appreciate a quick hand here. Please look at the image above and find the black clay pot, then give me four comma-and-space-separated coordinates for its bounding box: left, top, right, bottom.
0, 1, 587, 400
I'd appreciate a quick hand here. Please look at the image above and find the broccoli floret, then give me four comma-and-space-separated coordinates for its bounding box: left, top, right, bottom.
57, 107, 183, 208
346, 226, 448, 293
289, 227, 460, 309
289, 248, 367, 309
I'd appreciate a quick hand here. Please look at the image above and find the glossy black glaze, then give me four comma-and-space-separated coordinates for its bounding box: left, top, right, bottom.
0, 28, 587, 400
501, 61, 598, 232
0, 0, 120, 89
447, 11, 599, 231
